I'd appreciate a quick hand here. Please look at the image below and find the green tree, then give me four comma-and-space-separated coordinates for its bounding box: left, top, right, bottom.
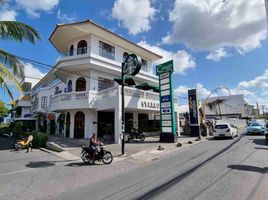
0, 0, 41, 99
0, 99, 8, 117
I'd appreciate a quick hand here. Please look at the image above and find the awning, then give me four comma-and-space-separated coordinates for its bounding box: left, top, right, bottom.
135, 82, 158, 91
114, 76, 136, 86
153, 87, 160, 93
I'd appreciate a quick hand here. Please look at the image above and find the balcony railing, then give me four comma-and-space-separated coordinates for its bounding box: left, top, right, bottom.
56, 47, 91, 60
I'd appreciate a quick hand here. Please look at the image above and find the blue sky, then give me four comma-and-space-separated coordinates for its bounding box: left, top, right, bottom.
1, 0, 268, 108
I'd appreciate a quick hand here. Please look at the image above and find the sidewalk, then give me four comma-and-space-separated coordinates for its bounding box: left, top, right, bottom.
44, 135, 211, 162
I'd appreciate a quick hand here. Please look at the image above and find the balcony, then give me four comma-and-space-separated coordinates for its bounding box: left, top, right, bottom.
50, 91, 98, 111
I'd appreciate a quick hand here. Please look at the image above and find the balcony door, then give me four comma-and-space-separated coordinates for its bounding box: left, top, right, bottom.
74, 111, 85, 138
76, 77, 86, 92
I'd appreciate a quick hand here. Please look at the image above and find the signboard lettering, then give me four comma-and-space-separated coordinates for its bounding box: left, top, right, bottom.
161, 95, 170, 102
156, 60, 174, 75
162, 114, 171, 120
162, 108, 171, 114
161, 102, 170, 108
162, 121, 172, 126
188, 89, 199, 125
141, 101, 160, 109
161, 78, 169, 85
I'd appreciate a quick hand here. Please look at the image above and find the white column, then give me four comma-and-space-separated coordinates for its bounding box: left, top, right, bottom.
114, 86, 122, 144
70, 111, 74, 138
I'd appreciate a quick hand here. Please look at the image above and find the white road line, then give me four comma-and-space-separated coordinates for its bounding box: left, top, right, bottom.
0, 168, 32, 176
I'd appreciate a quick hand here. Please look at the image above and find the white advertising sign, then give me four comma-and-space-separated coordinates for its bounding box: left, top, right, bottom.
161, 90, 170, 96
161, 102, 170, 108
162, 121, 172, 126
162, 114, 171, 120
161, 78, 169, 85
161, 84, 170, 90
162, 127, 172, 133
160, 72, 169, 79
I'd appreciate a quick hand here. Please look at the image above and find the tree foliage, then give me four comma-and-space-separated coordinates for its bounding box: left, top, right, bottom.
0, 99, 8, 117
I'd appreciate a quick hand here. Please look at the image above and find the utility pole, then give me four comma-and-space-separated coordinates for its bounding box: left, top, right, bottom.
256, 103, 260, 118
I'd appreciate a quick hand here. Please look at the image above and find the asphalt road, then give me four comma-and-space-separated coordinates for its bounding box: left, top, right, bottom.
1, 133, 268, 200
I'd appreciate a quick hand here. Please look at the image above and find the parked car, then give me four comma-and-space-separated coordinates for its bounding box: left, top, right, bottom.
264, 124, 268, 142
247, 122, 265, 135
214, 123, 238, 139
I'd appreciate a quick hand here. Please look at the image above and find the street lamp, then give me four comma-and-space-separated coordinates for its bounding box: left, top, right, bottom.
120, 54, 141, 155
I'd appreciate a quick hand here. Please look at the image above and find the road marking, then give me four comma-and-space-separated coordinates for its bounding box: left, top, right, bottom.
0, 168, 32, 176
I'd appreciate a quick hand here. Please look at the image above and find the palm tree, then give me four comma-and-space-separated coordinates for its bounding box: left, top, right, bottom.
0, 0, 41, 99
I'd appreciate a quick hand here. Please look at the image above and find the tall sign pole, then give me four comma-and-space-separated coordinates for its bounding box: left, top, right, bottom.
121, 54, 141, 155
156, 60, 177, 143
188, 89, 201, 137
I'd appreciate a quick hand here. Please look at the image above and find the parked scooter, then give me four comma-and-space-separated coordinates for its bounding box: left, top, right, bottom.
125, 129, 145, 142
81, 143, 113, 165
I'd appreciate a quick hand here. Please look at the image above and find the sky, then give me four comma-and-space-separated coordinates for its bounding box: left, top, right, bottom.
1, 0, 268, 109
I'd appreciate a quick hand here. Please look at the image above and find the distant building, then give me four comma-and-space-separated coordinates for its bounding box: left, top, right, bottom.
204, 94, 249, 119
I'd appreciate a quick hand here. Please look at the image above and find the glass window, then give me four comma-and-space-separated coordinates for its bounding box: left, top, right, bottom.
69, 45, 74, 56
98, 77, 114, 91
215, 124, 228, 129
99, 41, 115, 60
41, 96, 47, 108
141, 58, 148, 72
76, 77, 86, 91
77, 40, 87, 55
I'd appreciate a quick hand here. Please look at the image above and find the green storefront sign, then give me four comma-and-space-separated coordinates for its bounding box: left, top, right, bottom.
156, 60, 177, 143
156, 60, 174, 75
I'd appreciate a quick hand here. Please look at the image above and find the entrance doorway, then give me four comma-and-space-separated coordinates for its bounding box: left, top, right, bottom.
74, 111, 85, 138
138, 113, 149, 133
65, 112, 70, 138
98, 111, 114, 142
58, 114, 65, 135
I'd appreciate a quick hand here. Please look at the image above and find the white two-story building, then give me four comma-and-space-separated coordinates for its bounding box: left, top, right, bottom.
32, 20, 180, 143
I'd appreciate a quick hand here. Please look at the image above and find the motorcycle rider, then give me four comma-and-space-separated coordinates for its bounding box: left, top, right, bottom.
89, 133, 101, 164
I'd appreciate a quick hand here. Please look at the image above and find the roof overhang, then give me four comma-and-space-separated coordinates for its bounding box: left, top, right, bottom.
49, 20, 162, 61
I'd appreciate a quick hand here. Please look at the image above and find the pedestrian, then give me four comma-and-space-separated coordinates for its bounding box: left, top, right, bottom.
26, 135, 33, 153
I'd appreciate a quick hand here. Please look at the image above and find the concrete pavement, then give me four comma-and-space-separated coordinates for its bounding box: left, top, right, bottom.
44, 135, 209, 162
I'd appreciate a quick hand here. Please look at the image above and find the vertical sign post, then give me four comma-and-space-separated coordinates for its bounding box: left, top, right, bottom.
156, 60, 177, 143
188, 89, 201, 137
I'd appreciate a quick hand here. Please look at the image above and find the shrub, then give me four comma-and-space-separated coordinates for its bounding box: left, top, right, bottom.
0, 124, 9, 135
9, 121, 23, 138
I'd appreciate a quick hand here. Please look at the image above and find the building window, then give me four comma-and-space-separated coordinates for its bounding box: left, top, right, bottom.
99, 41, 115, 60
69, 45, 74, 56
123, 52, 129, 62
76, 77, 86, 91
77, 40, 87, 55
67, 80, 72, 92
141, 58, 148, 72
41, 97, 47, 108
98, 77, 114, 91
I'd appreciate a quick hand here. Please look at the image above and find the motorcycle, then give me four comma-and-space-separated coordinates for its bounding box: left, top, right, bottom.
125, 129, 145, 142
14, 135, 33, 151
81, 143, 113, 165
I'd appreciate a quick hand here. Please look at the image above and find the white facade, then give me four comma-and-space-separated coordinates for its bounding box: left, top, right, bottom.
204, 94, 248, 119
31, 20, 180, 143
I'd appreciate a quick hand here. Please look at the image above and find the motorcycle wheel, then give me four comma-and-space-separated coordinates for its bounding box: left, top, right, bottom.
81, 152, 90, 164
102, 151, 113, 164
15, 144, 22, 151
139, 135, 145, 142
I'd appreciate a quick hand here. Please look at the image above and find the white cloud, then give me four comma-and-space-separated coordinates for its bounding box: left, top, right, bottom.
57, 10, 76, 23
112, 0, 156, 35
163, 0, 267, 53
0, 10, 17, 21
206, 48, 229, 62
174, 83, 210, 99
138, 41, 196, 74
238, 69, 268, 88
15, 0, 59, 17
23, 63, 46, 86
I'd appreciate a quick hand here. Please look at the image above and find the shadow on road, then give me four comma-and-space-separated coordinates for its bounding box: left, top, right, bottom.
65, 162, 91, 167
0, 136, 15, 151
249, 138, 267, 146
26, 161, 56, 168
228, 165, 268, 174
255, 147, 268, 150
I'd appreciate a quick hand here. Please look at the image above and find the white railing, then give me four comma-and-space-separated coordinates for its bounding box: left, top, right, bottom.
97, 86, 118, 100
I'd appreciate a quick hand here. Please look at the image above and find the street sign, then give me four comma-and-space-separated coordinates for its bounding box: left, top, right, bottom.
157, 60, 176, 142
188, 89, 199, 125
161, 95, 170, 102
156, 60, 174, 75
162, 121, 172, 126
162, 114, 171, 120
161, 102, 171, 108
